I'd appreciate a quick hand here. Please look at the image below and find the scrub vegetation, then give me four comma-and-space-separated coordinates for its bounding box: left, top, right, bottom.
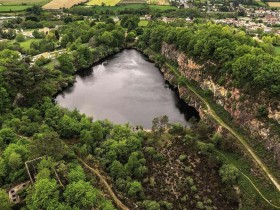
0, 4, 279, 210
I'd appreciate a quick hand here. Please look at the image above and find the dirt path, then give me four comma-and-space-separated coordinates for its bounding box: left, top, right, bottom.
216, 151, 280, 209
165, 62, 280, 193
77, 157, 130, 210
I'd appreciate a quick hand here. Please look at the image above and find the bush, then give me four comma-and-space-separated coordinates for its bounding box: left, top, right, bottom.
196, 201, 204, 209
257, 105, 268, 118
35, 56, 51, 67
15, 33, 25, 42
219, 164, 240, 185
142, 200, 160, 210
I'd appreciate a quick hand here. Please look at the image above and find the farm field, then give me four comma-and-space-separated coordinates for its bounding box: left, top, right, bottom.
0, 5, 30, 11
42, 0, 87, 9
87, 0, 120, 6
0, 0, 50, 5
267, 2, 280, 7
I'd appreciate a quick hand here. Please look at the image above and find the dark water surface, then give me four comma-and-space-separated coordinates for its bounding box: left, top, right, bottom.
56, 49, 196, 128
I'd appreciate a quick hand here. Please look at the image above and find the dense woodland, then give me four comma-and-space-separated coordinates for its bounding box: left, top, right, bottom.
0, 7, 279, 210
138, 22, 280, 98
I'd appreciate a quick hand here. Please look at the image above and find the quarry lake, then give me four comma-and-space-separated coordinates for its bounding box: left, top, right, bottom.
56, 49, 197, 128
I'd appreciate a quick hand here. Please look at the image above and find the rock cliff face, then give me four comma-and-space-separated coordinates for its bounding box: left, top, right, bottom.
160, 42, 280, 166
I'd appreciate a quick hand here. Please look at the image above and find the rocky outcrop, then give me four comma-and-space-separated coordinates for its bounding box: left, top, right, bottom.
161, 42, 280, 166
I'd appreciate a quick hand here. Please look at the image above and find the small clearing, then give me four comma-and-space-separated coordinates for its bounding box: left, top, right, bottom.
268, 2, 280, 7
0, 0, 50, 5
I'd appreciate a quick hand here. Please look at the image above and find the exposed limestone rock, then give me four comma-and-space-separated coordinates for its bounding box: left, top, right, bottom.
161, 42, 280, 166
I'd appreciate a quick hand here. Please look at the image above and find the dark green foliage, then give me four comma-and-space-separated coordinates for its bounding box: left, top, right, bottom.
219, 164, 240, 185
31, 131, 67, 160
57, 53, 75, 74
120, 15, 140, 32
138, 22, 280, 97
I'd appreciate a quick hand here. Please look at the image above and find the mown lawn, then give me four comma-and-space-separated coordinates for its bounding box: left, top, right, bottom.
17, 39, 41, 50
19, 39, 33, 50
87, 0, 120, 6
0, 5, 31, 12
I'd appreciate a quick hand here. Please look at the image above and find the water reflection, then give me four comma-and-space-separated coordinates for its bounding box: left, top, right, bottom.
56, 49, 198, 128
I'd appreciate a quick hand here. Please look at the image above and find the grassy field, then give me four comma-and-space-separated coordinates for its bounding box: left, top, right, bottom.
42, 0, 87, 9
14, 38, 40, 50
274, 46, 280, 55
139, 20, 149, 26
87, 0, 120, 6
19, 39, 34, 50
268, 2, 280, 7
0, 5, 31, 11
0, 0, 50, 5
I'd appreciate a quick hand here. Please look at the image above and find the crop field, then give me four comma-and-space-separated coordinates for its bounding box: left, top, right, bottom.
42, 0, 87, 9
87, 0, 120, 6
268, 2, 280, 7
0, 0, 50, 5
0, 5, 31, 11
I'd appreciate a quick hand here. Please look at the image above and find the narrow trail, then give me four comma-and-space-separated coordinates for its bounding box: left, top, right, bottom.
166, 62, 280, 193
216, 150, 280, 209
184, 81, 280, 192
77, 157, 130, 210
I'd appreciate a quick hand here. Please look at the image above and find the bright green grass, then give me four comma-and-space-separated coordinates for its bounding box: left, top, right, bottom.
18, 39, 41, 50
0, 0, 50, 6
274, 46, 280, 55
19, 39, 33, 50
45, 59, 58, 69
87, 0, 120, 6
139, 20, 149, 26
0, 5, 31, 12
